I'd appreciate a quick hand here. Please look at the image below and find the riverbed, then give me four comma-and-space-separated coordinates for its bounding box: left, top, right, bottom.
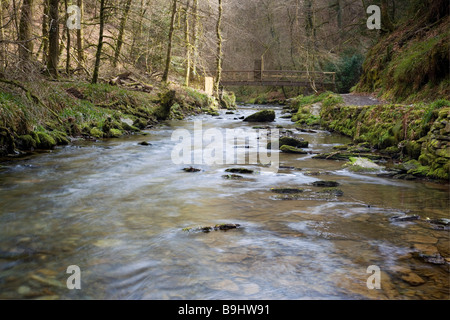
0, 105, 448, 299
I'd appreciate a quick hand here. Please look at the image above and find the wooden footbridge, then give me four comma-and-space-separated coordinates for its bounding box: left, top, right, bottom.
203, 60, 336, 94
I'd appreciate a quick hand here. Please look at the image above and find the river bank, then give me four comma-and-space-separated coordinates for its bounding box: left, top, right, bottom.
288, 92, 450, 181
0, 80, 236, 159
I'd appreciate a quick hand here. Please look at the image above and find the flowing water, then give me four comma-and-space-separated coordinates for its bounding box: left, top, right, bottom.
0, 105, 449, 300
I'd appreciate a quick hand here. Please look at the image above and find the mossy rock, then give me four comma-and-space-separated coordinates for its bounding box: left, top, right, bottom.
51, 130, 70, 145
109, 129, 123, 138
279, 137, 309, 148
133, 118, 148, 130
90, 127, 104, 139
280, 145, 307, 154
18, 135, 37, 150
122, 122, 140, 132
244, 110, 275, 122
404, 140, 422, 159
36, 132, 56, 149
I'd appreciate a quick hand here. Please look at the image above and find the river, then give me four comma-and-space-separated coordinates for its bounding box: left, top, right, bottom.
0, 105, 448, 300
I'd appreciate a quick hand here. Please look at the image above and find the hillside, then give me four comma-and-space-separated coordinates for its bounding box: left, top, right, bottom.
355, 0, 449, 102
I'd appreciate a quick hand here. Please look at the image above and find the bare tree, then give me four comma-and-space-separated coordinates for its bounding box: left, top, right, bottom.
47, 0, 59, 78
18, 0, 34, 62
162, 0, 177, 82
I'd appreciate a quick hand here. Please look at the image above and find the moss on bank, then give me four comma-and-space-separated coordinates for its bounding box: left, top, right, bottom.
0, 81, 218, 157
289, 92, 449, 181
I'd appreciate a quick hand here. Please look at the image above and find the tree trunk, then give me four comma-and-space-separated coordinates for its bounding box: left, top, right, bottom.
76, 0, 84, 68
381, 0, 394, 32
213, 0, 223, 98
41, 0, 49, 66
191, 0, 199, 78
184, 0, 191, 87
162, 0, 177, 83
18, 0, 34, 62
0, 0, 5, 73
92, 0, 106, 84
47, 0, 59, 78
113, 0, 132, 67
64, 0, 71, 74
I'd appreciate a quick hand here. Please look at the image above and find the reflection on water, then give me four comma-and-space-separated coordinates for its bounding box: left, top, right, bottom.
0, 105, 448, 300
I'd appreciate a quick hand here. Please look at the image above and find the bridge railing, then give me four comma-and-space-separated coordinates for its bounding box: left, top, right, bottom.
205, 70, 336, 84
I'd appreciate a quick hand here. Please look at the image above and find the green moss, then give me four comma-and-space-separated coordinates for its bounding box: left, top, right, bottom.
280, 145, 308, 154
51, 130, 70, 145
109, 129, 123, 138
36, 131, 56, 149
18, 135, 36, 150
90, 127, 104, 139
279, 137, 309, 149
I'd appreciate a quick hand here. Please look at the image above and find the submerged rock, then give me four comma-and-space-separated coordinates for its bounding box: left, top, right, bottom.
271, 188, 304, 194
312, 181, 340, 187
244, 110, 275, 122
318, 187, 344, 197
138, 141, 152, 146
183, 167, 201, 172
280, 145, 308, 154
222, 174, 244, 180
182, 224, 241, 233
401, 273, 426, 286
225, 168, 254, 174
313, 152, 383, 161
390, 215, 420, 222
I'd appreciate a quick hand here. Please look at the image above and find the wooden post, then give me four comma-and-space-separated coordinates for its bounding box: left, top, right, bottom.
254, 59, 262, 81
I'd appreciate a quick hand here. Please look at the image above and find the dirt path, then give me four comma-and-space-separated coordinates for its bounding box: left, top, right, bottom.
340, 93, 382, 106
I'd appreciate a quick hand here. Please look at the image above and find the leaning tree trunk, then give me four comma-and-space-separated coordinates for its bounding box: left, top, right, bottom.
162, 0, 178, 83
18, 0, 34, 62
113, 0, 132, 68
47, 0, 59, 78
213, 0, 223, 98
92, 0, 106, 84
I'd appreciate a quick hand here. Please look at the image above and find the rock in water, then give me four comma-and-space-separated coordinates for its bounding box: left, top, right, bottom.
279, 137, 309, 149
225, 168, 254, 174
244, 110, 275, 122
183, 167, 201, 172
312, 181, 340, 187
280, 145, 308, 154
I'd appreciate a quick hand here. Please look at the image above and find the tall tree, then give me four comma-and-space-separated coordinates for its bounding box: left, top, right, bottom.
113, 0, 132, 67
213, 0, 223, 98
41, 0, 49, 65
0, 0, 5, 73
47, 0, 60, 77
162, 0, 178, 82
18, 0, 34, 62
64, 0, 71, 74
191, 0, 200, 78
92, 0, 106, 84
76, 0, 84, 68
184, 0, 191, 86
